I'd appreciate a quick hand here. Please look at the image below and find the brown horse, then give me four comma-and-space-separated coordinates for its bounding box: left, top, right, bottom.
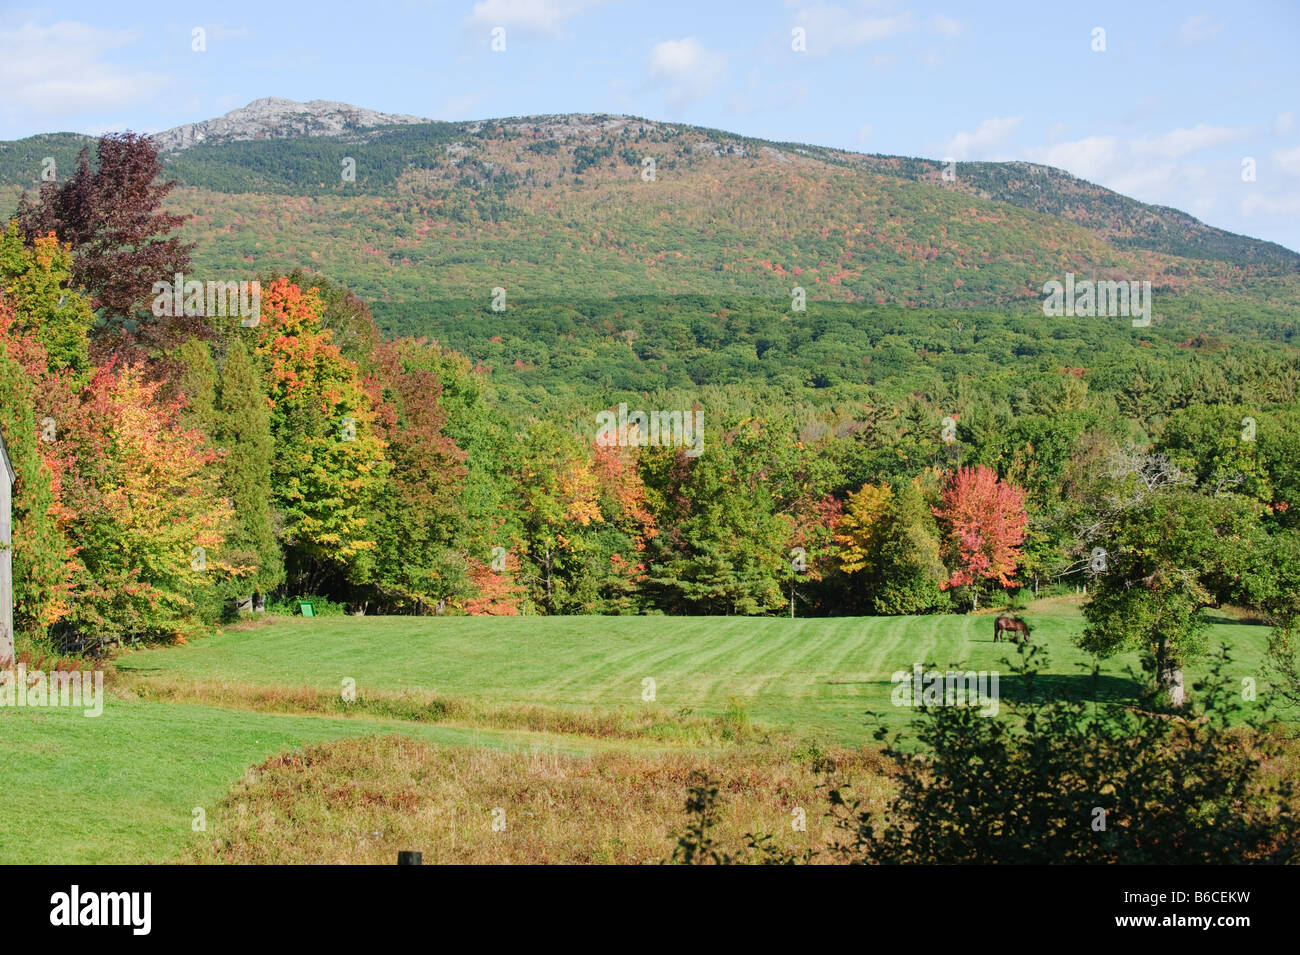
994, 616, 1032, 644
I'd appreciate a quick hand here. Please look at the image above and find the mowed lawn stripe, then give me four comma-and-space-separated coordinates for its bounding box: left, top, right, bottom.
740, 618, 845, 693
116, 610, 1277, 744
648, 621, 790, 703
535, 617, 707, 701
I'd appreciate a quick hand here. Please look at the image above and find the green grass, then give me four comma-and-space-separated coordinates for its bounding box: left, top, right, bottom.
115, 603, 1277, 743
3, 601, 1281, 863
0, 699, 610, 864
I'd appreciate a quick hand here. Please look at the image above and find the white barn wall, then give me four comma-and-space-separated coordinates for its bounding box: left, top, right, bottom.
0, 429, 13, 664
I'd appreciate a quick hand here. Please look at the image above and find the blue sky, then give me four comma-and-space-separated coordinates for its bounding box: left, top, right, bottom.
3, 0, 1299, 250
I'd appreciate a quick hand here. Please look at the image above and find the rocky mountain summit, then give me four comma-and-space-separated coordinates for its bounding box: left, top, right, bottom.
152, 97, 430, 152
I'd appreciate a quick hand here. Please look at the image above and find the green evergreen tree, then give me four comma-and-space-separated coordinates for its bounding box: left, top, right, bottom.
174, 338, 220, 439
874, 477, 949, 615
216, 338, 282, 606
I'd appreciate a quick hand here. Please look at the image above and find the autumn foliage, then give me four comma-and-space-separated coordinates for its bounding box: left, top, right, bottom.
934, 465, 1028, 607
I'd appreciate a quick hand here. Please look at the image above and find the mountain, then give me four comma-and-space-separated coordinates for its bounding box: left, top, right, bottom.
150, 97, 432, 152
1, 101, 1297, 339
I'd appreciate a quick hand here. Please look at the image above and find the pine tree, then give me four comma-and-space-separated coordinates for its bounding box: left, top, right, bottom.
175, 338, 220, 438
875, 476, 949, 615
216, 338, 282, 608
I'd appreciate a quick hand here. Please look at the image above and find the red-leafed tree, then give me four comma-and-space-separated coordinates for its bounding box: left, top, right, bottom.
935, 465, 1028, 611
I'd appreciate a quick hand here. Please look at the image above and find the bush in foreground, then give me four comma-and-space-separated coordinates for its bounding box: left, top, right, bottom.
670, 646, 1298, 864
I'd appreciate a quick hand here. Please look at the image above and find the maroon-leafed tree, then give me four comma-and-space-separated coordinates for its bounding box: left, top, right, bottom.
18, 132, 192, 321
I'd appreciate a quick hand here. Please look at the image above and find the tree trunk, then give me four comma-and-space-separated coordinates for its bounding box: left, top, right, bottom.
1156, 641, 1186, 708
544, 546, 554, 613
1158, 658, 1186, 708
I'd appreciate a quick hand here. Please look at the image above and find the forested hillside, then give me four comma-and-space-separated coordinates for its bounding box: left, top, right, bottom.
3, 113, 1296, 320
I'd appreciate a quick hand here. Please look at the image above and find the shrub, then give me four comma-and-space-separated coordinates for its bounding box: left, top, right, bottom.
668, 646, 1297, 864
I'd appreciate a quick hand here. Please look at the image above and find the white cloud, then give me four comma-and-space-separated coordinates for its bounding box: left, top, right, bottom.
1021, 125, 1248, 218
0, 21, 169, 124
649, 38, 708, 80
647, 37, 726, 108
1020, 129, 1300, 252
1024, 136, 1123, 182
788, 4, 914, 56
942, 115, 1023, 160
465, 0, 603, 36
1131, 123, 1246, 159
929, 14, 962, 37
1274, 145, 1300, 177
438, 91, 490, 120
1178, 13, 1223, 45
1241, 190, 1300, 220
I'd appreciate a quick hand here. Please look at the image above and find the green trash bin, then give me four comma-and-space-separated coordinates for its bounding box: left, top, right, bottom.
299, 600, 316, 618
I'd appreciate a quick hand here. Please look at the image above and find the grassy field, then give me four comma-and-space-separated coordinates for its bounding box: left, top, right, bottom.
0, 599, 1283, 864
114, 600, 1275, 742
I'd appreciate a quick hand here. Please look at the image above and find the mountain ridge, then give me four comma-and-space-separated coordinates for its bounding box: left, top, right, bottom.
2, 98, 1293, 270
150, 96, 431, 152
2, 99, 1297, 330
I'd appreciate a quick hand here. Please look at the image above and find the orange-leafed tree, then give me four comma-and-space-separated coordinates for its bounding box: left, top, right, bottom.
253, 278, 390, 598
463, 550, 525, 616
53, 362, 239, 642
0, 308, 75, 652
591, 444, 657, 612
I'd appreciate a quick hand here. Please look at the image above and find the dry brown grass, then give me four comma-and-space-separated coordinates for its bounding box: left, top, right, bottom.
115, 673, 764, 745
181, 735, 892, 864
